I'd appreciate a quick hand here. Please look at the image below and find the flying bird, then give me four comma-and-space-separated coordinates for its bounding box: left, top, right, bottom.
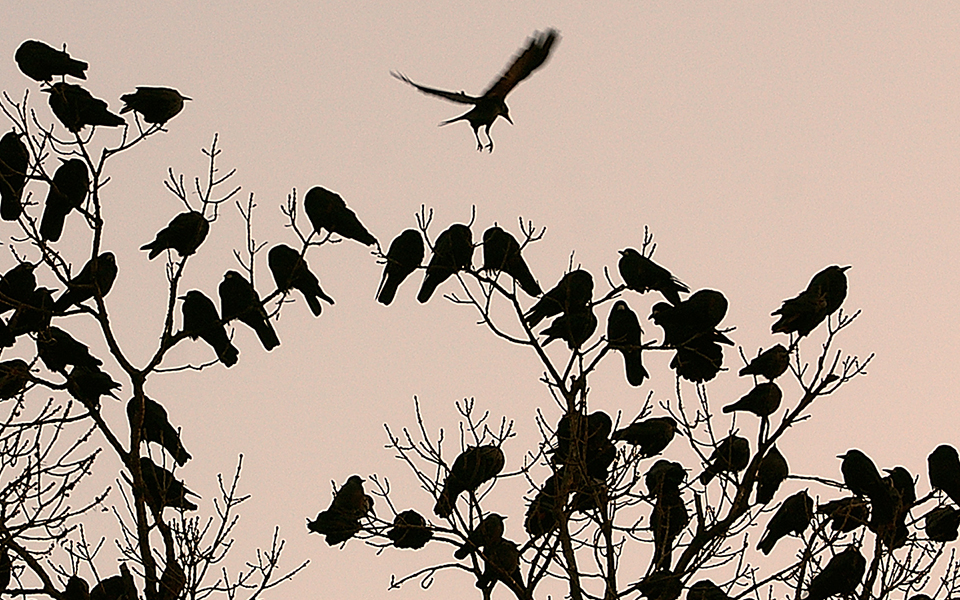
268, 244, 334, 316
0, 131, 29, 221
392, 28, 559, 151
141, 211, 209, 259
376, 229, 424, 305
15, 40, 88, 82
120, 87, 191, 124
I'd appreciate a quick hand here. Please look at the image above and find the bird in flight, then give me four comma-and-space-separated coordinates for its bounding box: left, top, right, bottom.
392, 28, 559, 152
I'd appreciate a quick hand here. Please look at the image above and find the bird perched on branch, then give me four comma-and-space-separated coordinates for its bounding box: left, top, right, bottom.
0, 131, 29, 221
612, 416, 676, 458
455, 512, 505, 559
755, 445, 789, 504
141, 211, 209, 259
618, 248, 688, 306
308, 475, 373, 545
739, 344, 790, 380
818, 496, 869, 533
219, 270, 279, 351
36, 326, 102, 375
15, 40, 88, 82
0, 262, 36, 315
435, 445, 505, 518
524, 269, 593, 328
700, 435, 749, 484
180, 290, 239, 367
376, 229, 424, 305
757, 490, 813, 555
268, 244, 334, 316
928, 444, 960, 506
606, 300, 648, 386
417, 224, 473, 303
723, 382, 782, 417
44, 82, 125, 132
392, 28, 559, 152
120, 87, 191, 124
303, 187, 377, 247
54, 252, 117, 312
127, 396, 191, 466
137, 457, 199, 511
772, 265, 850, 338
804, 546, 865, 600
388, 509, 433, 550
41, 158, 88, 242
482, 226, 541, 297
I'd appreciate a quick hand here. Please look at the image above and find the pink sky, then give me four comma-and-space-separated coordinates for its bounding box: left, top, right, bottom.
4, 2, 960, 598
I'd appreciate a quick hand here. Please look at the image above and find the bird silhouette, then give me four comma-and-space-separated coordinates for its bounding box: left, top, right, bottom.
36, 326, 102, 375
476, 538, 522, 591
739, 344, 790, 380
137, 457, 199, 511
0, 262, 36, 315
0, 359, 30, 399
606, 300, 648, 386
268, 244, 334, 316
645, 460, 687, 500
308, 475, 373, 545
925, 506, 960, 542
0, 131, 29, 221
44, 82, 125, 132
723, 382, 782, 417
525, 474, 560, 539
393, 28, 558, 151
62, 575, 90, 600
838, 449, 884, 498
376, 229, 423, 305
455, 512, 505, 559
388, 509, 433, 550
435, 445, 505, 518
757, 490, 813, 555
8, 286, 55, 336
612, 416, 677, 458
772, 265, 850, 338
66, 365, 120, 409
651, 486, 688, 570
16, 40, 88, 82
219, 271, 279, 351
636, 570, 683, 600
540, 305, 597, 350
417, 224, 473, 303
804, 546, 865, 600
41, 158, 88, 242
180, 290, 239, 367
482, 226, 541, 297
127, 396, 191, 466
755, 445, 789, 504
618, 248, 689, 306
524, 269, 593, 327
303, 187, 377, 246
54, 252, 117, 312
928, 445, 960, 506
817, 496, 869, 533
120, 87, 191, 124
700, 435, 750, 484
141, 211, 209, 259
687, 580, 732, 600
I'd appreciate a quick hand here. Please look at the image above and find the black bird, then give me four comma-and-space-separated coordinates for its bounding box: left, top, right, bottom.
0, 262, 36, 315
0, 547, 8, 593
180, 290, 239, 367
388, 509, 433, 550
524, 269, 593, 327
925, 506, 960, 542
757, 490, 814, 555
525, 473, 560, 539
739, 344, 790, 380
120, 87, 191, 124
755, 445, 789, 504
772, 265, 850, 338
0, 131, 29, 221
417, 224, 473, 303
268, 244, 334, 316
455, 512, 505, 559
839, 449, 884, 498
606, 300, 648, 386
929, 445, 960, 506
804, 546, 865, 600
140, 211, 209, 259
308, 475, 373, 545
435, 445, 505, 518
54, 252, 117, 312
723, 382, 782, 417
16, 40, 88, 82
482, 226, 541, 297
700, 435, 750, 485
476, 538, 522, 591
41, 158, 88, 242
219, 271, 280, 351
0, 359, 30, 399
393, 28, 559, 152
8, 286, 55, 336
63, 575, 90, 600
303, 187, 377, 247
651, 289, 732, 383
687, 580, 732, 600
885, 466, 917, 508
636, 570, 682, 600
612, 416, 677, 458
539, 306, 597, 350
645, 460, 687, 499
817, 496, 869, 533
90, 563, 136, 600
650, 486, 688, 570
127, 396, 191, 466
554, 411, 613, 469
137, 457, 199, 511
66, 365, 120, 409
36, 326, 102, 375
44, 82, 125, 132
376, 229, 424, 305
618, 248, 689, 306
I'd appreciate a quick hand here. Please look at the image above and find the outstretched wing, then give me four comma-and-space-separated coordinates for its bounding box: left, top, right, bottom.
482, 28, 559, 101
391, 72, 478, 105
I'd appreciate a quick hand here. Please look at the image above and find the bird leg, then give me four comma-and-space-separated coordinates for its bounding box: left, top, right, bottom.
484, 125, 494, 152
472, 127, 484, 152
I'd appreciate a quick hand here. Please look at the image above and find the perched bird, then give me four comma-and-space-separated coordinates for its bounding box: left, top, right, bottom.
393, 29, 559, 152
455, 512, 505, 559
0, 131, 29, 221
772, 265, 850, 338
90, 563, 136, 600
817, 496, 869, 533
650, 486, 688, 570
180, 290, 239, 367
376, 229, 424, 305
16, 40, 88, 82
687, 580, 732, 600
524, 269, 593, 327
7, 286, 55, 336
739, 344, 790, 380
63, 575, 90, 600
417, 224, 473, 303
482, 226, 541, 297
138, 457, 199, 511
435, 445, 505, 518
388, 509, 433, 550
645, 460, 687, 499
41, 158, 88, 242
308, 475, 372, 545
303, 187, 377, 247
618, 248, 689, 306
651, 289, 732, 383
127, 396, 191, 466
119, 87, 191, 124
612, 416, 677, 459
219, 271, 279, 351
699, 435, 750, 484
0, 359, 31, 399
804, 546, 865, 600
925, 506, 960, 542
45, 82, 125, 132
755, 445, 789, 504
524, 474, 560, 539
539, 306, 597, 350
268, 244, 334, 316
885, 466, 917, 509
476, 538, 522, 591
757, 490, 814, 555
839, 449, 884, 498
66, 365, 120, 409
140, 211, 209, 259
606, 300, 648, 386
158, 555, 186, 600
554, 411, 613, 468
636, 569, 682, 600
0, 262, 36, 314
570, 476, 608, 513
723, 382, 782, 417
36, 326, 102, 375
54, 252, 117, 312
928, 445, 960, 506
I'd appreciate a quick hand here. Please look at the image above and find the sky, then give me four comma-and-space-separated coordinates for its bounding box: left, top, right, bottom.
3, 2, 960, 599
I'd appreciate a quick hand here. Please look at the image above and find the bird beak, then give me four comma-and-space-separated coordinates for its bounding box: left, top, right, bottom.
183, 96, 193, 102
504, 114, 514, 125
840, 265, 852, 272
618, 249, 626, 256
